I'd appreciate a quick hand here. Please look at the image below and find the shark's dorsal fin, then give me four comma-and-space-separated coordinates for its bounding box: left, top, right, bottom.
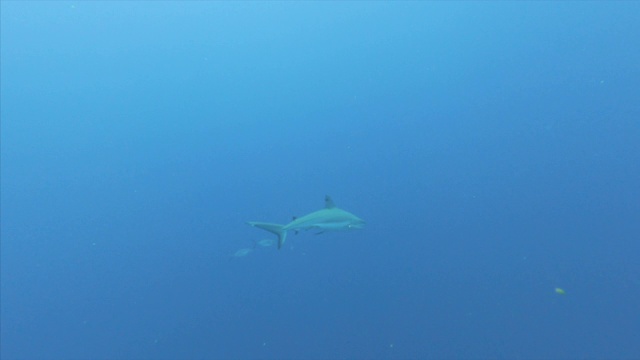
325, 195, 336, 209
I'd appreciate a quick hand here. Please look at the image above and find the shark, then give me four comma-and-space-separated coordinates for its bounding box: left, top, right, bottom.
248, 195, 365, 249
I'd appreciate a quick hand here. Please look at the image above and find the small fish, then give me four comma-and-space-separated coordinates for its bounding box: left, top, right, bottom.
257, 239, 275, 247
234, 248, 253, 257
555, 288, 566, 295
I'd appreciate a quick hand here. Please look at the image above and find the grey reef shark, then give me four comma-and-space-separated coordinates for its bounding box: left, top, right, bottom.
248, 195, 365, 249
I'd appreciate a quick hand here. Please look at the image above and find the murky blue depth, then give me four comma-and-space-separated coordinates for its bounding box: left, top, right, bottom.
1, 2, 639, 359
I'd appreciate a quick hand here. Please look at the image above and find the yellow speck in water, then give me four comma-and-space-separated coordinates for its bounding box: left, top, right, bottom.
555, 288, 566, 295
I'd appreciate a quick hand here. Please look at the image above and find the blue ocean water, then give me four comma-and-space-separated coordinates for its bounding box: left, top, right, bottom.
1, 2, 639, 359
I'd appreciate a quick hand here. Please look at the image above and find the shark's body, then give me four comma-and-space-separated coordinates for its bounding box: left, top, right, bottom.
248, 195, 364, 249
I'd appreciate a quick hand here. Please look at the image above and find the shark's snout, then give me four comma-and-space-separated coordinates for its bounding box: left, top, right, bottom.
349, 218, 366, 229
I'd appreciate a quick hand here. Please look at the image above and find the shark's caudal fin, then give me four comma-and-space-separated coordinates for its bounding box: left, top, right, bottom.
247, 222, 287, 249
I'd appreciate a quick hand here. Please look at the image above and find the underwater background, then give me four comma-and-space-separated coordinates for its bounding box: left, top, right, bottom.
1, 2, 639, 359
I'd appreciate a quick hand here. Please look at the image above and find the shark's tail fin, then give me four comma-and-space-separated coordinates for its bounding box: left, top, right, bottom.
247, 222, 287, 249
